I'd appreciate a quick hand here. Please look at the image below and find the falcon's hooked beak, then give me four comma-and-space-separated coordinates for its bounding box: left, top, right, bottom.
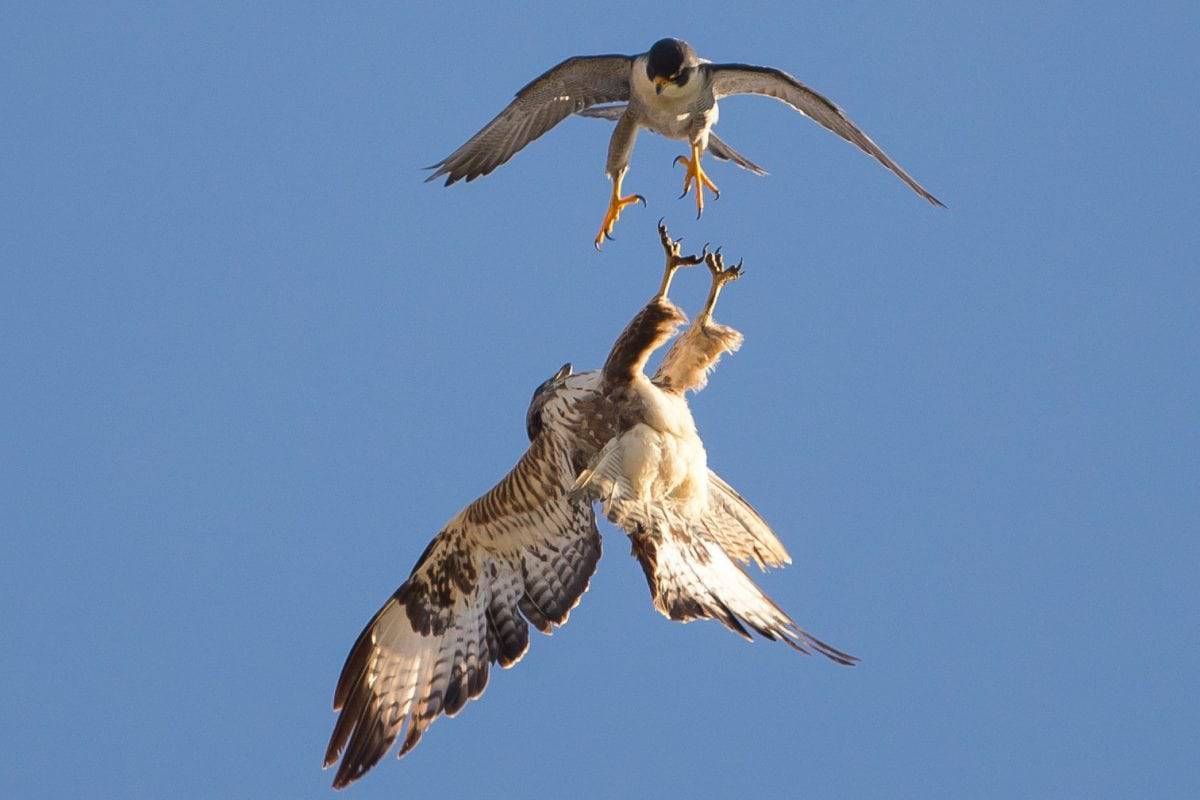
551, 362, 572, 381
654, 76, 669, 95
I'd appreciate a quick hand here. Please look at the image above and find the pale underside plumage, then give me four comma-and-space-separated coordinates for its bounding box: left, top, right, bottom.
578, 104, 768, 176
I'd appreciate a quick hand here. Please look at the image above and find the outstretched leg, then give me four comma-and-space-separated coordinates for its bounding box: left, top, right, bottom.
674, 142, 720, 219
698, 247, 743, 323
654, 219, 706, 301
594, 168, 646, 250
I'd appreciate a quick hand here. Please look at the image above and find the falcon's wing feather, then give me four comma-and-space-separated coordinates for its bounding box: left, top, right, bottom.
427, 55, 633, 185
324, 419, 601, 789
707, 63, 943, 206
701, 470, 791, 569
707, 131, 768, 176
628, 507, 857, 665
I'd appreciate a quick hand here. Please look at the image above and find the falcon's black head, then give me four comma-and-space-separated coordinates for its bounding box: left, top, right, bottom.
646, 38, 697, 94
526, 362, 572, 441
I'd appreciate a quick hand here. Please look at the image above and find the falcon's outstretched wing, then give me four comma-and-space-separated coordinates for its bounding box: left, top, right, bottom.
427, 55, 633, 185
628, 506, 856, 665
324, 394, 601, 788
577, 104, 768, 175
706, 63, 943, 206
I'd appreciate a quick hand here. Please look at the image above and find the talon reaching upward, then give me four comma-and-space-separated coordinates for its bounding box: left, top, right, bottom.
427, 37, 944, 246
574, 224, 854, 656
323, 224, 853, 788
654, 245, 744, 396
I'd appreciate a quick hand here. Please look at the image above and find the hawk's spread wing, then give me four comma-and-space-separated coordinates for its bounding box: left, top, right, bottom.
324, 421, 601, 788
701, 469, 791, 570
427, 55, 633, 185
629, 506, 856, 665
706, 63, 943, 206
574, 447, 853, 664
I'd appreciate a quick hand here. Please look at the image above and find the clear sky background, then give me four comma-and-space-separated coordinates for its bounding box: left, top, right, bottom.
3, 3, 1197, 798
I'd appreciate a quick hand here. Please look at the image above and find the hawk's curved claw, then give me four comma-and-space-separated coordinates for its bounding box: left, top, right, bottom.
704, 248, 743, 284
656, 220, 705, 270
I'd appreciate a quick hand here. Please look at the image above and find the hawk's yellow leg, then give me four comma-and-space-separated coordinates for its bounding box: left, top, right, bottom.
673, 142, 720, 219
594, 174, 645, 249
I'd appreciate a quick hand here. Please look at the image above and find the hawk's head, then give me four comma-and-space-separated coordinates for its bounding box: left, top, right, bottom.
525, 362, 572, 441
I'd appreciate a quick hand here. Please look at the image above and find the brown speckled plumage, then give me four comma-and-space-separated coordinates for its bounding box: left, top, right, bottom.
325, 229, 854, 790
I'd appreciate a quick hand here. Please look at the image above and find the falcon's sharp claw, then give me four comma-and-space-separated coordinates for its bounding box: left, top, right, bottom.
674, 144, 720, 219
594, 178, 644, 249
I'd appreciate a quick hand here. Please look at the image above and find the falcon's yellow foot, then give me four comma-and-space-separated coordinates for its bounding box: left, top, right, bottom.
594, 189, 646, 250
673, 145, 720, 219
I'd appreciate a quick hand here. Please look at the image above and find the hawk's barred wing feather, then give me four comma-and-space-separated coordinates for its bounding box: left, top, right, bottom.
324, 423, 601, 789
702, 470, 792, 570
707, 63, 943, 206
628, 507, 857, 665
427, 55, 633, 185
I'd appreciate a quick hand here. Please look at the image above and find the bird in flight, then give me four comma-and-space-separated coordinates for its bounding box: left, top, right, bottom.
322, 223, 856, 788
427, 38, 944, 248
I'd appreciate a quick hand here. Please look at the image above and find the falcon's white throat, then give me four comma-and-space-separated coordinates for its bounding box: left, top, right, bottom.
631, 56, 708, 110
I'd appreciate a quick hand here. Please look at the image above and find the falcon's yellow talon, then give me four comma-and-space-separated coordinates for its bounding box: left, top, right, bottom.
673, 144, 720, 219
594, 177, 644, 249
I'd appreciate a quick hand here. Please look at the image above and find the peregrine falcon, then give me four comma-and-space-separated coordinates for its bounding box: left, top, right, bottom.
427, 37, 944, 248
322, 224, 855, 788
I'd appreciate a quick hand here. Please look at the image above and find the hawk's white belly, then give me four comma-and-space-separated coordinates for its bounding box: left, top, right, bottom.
578, 376, 709, 520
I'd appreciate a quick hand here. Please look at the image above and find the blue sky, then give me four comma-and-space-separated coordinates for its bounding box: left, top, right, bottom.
3, 3, 1197, 798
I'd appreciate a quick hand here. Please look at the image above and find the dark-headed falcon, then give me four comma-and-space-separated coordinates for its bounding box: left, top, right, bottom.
427, 37, 943, 248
